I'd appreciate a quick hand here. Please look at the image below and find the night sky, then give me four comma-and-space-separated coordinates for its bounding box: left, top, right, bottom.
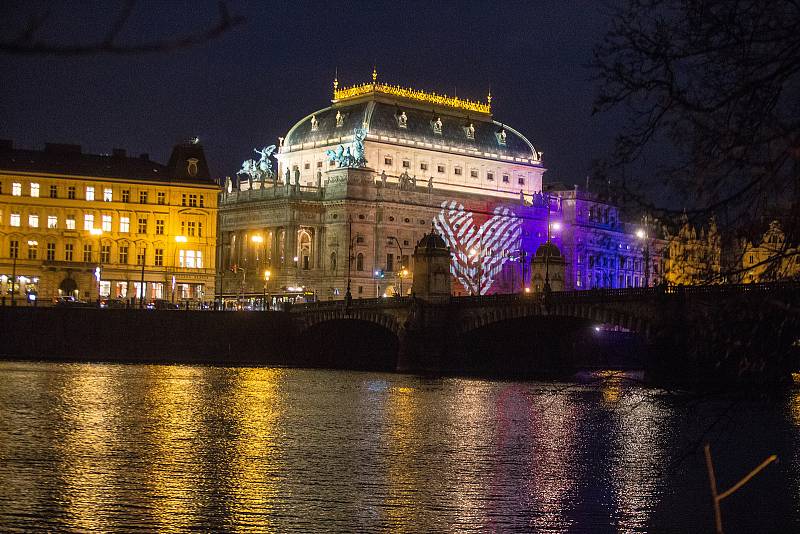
0, 1, 623, 186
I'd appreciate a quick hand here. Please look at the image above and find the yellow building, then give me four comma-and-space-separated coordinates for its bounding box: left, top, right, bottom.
0, 139, 218, 306
741, 220, 800, 282
662, 215, 722, 285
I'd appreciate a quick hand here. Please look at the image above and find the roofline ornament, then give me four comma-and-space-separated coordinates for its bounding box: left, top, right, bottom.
333, 78, 491, 114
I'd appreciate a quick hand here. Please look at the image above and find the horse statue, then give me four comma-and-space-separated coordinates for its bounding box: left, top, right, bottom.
325, 128, 368, 168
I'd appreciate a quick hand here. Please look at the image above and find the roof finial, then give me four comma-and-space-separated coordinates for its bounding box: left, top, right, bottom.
333, 68, 339, 93
372, 66, 377, 84
487, 89, 492, 107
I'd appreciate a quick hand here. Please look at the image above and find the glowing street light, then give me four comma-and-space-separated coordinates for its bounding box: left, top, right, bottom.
636, 229, 646, 239
89, 228, 103, 305
550, 221, 562, 231
175, 235, 187, 243
262, 269, 271, 310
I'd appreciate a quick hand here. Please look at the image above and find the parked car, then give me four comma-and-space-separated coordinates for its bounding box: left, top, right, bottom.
100, 298, 126, 309
53, 296, 94, 308
149, 299, 180, 310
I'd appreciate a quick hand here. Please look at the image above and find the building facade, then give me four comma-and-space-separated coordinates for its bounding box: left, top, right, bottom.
662, 215, 722, 285
218, 74, 664, 305
0, 140, 218, 305
741, 220, 800, 282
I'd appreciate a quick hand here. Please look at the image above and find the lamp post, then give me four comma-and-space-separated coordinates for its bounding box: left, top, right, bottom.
263, 269, 271, 310
251, 234, 265, 307
173, 235, 187, 303
345, 216, 352, 309
90, 228, 103, 306
637, 218, 651, 287
138, 244, 147, 309
388, 236, 406, 297
10, 242, 17, 307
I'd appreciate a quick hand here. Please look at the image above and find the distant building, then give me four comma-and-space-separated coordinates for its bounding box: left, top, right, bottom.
661, 215, 721, 285
741, 220, 799, 282
0, 139, 218, 305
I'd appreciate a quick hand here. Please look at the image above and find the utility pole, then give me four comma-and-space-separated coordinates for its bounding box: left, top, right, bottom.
345, 215, 352, 309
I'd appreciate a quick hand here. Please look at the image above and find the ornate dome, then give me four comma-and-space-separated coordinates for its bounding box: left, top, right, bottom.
280, 78, 541, 164
535, 241, 562, 258
416, 228, 448, 252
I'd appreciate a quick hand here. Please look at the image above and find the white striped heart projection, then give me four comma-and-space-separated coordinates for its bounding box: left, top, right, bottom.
433, 200, 522, 295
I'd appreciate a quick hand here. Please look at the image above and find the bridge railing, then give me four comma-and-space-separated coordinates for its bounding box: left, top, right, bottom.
291, 296, 413, 313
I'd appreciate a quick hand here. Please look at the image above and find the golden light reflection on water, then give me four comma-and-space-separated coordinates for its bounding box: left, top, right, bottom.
55, 366, 122, 532
385, 384, 419, 533
229, 367, 283, 532
142, 365, 205, 531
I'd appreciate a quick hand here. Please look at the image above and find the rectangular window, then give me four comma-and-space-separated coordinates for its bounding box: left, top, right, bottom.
454, 167, 462, 176
188, 194, 197, 207
179, 250, 201, 268
102, 214, 112, 232
86, 186, 95, 201
155, 219, 164, 235
101, 245, 110, 263
138, 218, 147, 234
317, 161, 323, 168
84, 214, 94, 230
10, 213, 20, 227
65, 243, 74, 262
30, 183, 39, 197
384, 157, 393, 166
304, 163, 310, 170
157, 191, 165, 205
50, 185, 58, 198
502, 174, 509, 183
120, 216, 130, 233
48, 215, 58, 229
198, 222, 203, 238
199, 195, 205, 207
122, 190, 130, 203
187, 221, 196, 237
68, 186, 76, 199
12, 182, 21, 196
28, 241, 37, 260
181, 194, 187, 206
402, 160, 410, 168
437, 165, 445, 173
83, 244, 92, 263
119, 246, 128, 264
420, 162, 428, 171
66, 216, 76, 230
470, 169, 479, 178
136, 250, 145, 265
28, 214, 39, 228
10, 240, 19, 259
103, 188, 113, 201
155, 248, 164, 267
139, 191, 148, 204
518, 177, 525, 185
386, 253, 394, 272
46, 243, 55, 261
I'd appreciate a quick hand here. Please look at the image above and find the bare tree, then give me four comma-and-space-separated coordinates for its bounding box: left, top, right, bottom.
593, 0, 800, 265
0, 1, 244, 56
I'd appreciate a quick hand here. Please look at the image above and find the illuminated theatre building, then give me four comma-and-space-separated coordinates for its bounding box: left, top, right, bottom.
218, 73, 655, 303
0, 140, 218, 305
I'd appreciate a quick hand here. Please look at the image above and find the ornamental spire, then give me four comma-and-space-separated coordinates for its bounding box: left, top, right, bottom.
333, 68, 339, 94
372, 66, 377, 83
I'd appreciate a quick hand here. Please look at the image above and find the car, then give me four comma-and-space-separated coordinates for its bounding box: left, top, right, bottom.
53, 296, 95, 308
100, 298, 127, 309
150, 299, 180, 310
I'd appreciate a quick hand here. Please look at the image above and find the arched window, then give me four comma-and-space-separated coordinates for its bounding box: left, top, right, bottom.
356, 253, 364, 271
298, 230, 312, 270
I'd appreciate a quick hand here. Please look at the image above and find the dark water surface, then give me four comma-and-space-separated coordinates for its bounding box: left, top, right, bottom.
1, 361, 799, 533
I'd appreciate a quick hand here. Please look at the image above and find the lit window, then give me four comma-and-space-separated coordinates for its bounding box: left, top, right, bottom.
102, 215, 112, 232
120, 216, 130, 233
30, 183, 39, 197
86, 186, 95, 201
12, 182, 21, 196
10, 212, 20, 227
104, 188, 113, 201
28, 214, 39, 228
66, 216, 76, 230
48, 215, 57, 229
84, 214, 94, 230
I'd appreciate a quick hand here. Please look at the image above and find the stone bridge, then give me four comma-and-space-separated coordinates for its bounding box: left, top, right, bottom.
290, 282, 800, 385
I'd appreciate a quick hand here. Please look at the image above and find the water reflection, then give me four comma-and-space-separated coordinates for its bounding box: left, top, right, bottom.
0, 362, 798, 532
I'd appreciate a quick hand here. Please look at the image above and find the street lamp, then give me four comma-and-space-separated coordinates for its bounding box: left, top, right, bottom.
90, 228, 103, 306
263, 269, 271, 310
388, 236, 406, 296
637, 219, 651, 287
173, 235, 187, 303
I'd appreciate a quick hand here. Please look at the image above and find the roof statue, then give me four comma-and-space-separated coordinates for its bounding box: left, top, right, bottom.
238, 145, 276, 184
325, 127, 368, 168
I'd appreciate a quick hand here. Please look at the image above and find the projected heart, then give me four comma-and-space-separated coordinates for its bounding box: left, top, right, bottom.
433, 200, 522, 295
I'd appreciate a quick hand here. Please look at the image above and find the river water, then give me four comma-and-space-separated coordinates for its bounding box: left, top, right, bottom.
1, 361, 799, 533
